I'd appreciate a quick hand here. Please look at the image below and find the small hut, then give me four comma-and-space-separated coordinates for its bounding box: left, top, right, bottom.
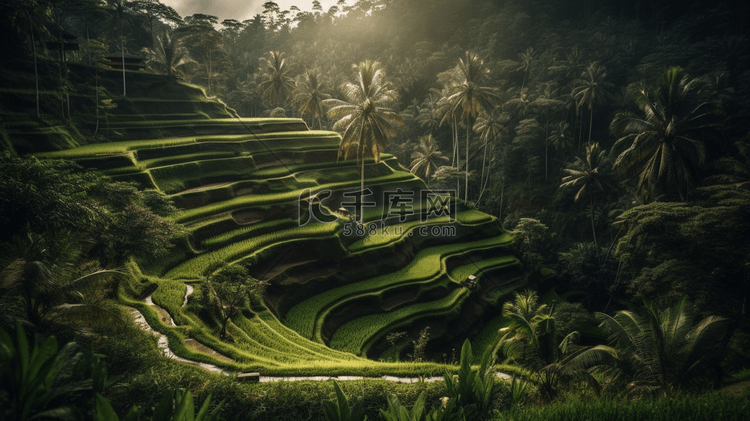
103, 52, 146, 71
46, 31, 79, 52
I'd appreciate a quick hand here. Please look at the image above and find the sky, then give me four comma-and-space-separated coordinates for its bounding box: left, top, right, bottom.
161, 0, 341, 24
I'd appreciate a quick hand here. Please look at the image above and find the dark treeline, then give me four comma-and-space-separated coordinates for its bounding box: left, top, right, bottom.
3, 0, 750, 369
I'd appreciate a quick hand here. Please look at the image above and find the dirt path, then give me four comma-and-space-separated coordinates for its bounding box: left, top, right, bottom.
130, 286, 511, 382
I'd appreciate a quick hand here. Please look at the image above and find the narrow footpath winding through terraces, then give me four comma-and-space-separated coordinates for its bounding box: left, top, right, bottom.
128, 284, 511, 383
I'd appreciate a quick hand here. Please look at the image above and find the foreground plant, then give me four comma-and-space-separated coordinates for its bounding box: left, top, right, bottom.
94, 389, 223, 421
323, 380, 367, 421
443, 339, 501, 419
0, 320, 118, 421
596, 298, 731, 396
495, 290, 614, 401
381, 392, 464, 421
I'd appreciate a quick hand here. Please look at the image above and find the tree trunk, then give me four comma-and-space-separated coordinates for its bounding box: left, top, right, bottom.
590, 194, 598, 255
477, 142, 492, 205
465, 122, 470, 202
94, 70, 100, 136
208, 49, 212, 96
359, 124, 366, 223
587, 107, 593, 146
121, 40, 127, 96
30, 21, 40, 119
220, 317, 229, 338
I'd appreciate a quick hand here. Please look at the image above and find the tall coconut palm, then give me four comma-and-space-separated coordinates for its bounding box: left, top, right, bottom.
435, 67, 462, 172
533, 84, 566, 179
293, 68, 331, 129
258, 50, 295, 108
596, 299, 730, 396
106, 0, 131, 96
437, 90, 460, 177
505, 87, 533, 118
548, 121, 574, 175
410, 135, 448, 183
323, 60, 403, 222
611, 67, 723, 201
473, 108, 510, 203
8, 0, 52, 119
572, 62, 614, 146
517, 47, 536, 92
142, 32, 197, 82
496, 289, 615, 401
444, 51, 498, 202
560, 142, 612, 252
416, 93, 442, 135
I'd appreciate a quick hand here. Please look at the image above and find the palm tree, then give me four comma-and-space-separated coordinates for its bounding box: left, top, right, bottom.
548, 121, 573, 168
473, 108, 510, 203
549, 45, 586, 81
571, 62, 614, 146
410, 135, 448, 183
444, 51, 498, 202
0, 233, 122, 330
517, 47, 536, 92
435, 67, 461, 172
505, 88, 533, 118
611, 67, 723, 201
258, 50, 295, 108
107, 0, 131, 96
560, 142, 612, 252
596, 299, 731, 396
437, 87, 461, 182
323, 60, 403, 222
416, 93, 442, 135
293, 68, 331, 129
496, 290, 615, 401
142, 32, 197, 82
9, 0, 52, 119
533, 84, 566, 179
705, 135, 750, 187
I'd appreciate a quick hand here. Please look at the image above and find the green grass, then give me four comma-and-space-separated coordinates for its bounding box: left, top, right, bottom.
150, 279, 187, 319
164, 221, 343, 279
171, 170, 420, 223
36, 129, 340, 160
199, 218, 297, 249
347, 210, 495, 252
29, 114, 523, 377
328, 256, 521, 356
284, 233, 513, 340
495, 395, 750, 421
330, 288, 471, 354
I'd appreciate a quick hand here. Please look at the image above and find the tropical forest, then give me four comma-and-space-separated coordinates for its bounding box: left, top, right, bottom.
2, 0, 750, 419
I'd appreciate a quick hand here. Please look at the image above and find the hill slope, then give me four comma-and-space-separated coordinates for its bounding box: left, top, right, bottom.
32, 71, 524, 373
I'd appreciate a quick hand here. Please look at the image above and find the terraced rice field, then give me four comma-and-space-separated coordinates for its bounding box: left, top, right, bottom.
40, 113, 525, 374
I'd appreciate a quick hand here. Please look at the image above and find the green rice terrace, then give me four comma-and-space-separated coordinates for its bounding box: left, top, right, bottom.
31, 73, 524, 378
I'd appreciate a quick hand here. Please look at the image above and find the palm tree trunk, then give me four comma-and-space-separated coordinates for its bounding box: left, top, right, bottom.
121, 40, 127, 96
30, 21, 40, 119
478, 139, 488, 200
477, 142, 492, 205
587, 107, 593, 145
451, 118, 458, 167
359, 124, 366, 223
544, 113, 549, 180
453, 119, 460, 198
208, 49, 212, 96
590, 194, 598, 254
94, 65, 100, 136
465, 124, 470, 202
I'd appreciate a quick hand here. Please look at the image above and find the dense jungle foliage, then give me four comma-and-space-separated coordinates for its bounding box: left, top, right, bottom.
2, 0, 750, 419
